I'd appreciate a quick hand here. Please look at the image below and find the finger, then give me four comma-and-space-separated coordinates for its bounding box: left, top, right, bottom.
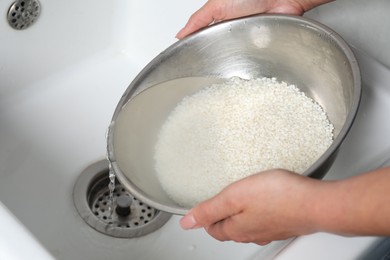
180, 210, 201, 229
207, 220, 272, 245
180, 186, 241, 229
256, 241, 271, 246
205, 218, 234, 242
176, 3, 217, 39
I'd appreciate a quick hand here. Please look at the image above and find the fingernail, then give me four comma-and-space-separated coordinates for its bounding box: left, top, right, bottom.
175, 28, 182, 39
175, 32, 183, 39
180, 213, 200, 230
175, 27, 186, 39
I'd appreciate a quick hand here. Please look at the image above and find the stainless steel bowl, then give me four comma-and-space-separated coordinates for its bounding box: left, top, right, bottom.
107, 14, 361, 215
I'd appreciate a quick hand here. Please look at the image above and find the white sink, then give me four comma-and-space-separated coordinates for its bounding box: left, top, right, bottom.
1, 0, 389, 259
0, 201, 53, 259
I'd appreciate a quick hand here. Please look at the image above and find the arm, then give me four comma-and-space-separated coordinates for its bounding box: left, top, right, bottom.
176, 0, 335, 39
180, 167, 390, 245
312, 166, 390, 236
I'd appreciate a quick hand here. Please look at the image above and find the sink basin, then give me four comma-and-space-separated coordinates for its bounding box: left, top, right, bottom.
0, 201, 53, 259
1, 0, 389, 259
0, 0, 289, 259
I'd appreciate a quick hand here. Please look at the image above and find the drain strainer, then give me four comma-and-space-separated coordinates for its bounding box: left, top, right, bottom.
7, 0, 41, 30
73, 160, 171, 238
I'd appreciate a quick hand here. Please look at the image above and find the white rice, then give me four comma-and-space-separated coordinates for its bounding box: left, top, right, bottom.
154, 77, 334, 208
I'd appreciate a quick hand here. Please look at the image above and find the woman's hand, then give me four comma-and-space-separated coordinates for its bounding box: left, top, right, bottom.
180, 169, 321, 245
176, 0, 334, 39
180, 166, 390, 244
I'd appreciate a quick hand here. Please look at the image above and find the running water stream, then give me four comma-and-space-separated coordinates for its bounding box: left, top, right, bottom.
107, 163, 116, 218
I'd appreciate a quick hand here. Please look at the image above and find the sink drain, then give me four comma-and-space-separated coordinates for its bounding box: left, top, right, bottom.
7, 0, 41, 30
73, 160, 171, 238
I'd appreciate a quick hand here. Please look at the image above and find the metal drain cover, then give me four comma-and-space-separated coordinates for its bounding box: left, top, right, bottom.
73, 160, 171, 238
7, 0, 41, 30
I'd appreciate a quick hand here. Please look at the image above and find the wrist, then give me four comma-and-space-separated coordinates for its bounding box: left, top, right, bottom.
300, 178, 341, 235
306, 176, 376, 236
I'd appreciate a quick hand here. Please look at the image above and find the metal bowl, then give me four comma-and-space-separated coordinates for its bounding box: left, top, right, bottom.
107, 14, 361, 215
